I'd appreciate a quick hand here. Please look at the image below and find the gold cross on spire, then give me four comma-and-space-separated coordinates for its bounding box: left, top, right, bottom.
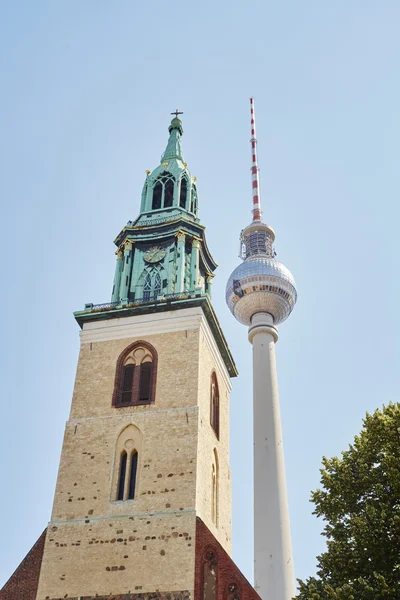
171, 109, 183, 118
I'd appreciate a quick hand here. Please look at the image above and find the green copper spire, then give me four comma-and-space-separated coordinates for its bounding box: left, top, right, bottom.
74, 108, 237, 379
134, 110, 199, 224
103, 108, 218, 306
161, 116, 185, 162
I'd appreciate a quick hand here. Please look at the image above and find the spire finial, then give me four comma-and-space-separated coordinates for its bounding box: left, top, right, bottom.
168, 109, 184, 137
163, 108, 184, 161
250, 98, 262, 222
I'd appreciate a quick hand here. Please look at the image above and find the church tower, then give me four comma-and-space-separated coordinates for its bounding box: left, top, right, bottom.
1, 113, 262, 600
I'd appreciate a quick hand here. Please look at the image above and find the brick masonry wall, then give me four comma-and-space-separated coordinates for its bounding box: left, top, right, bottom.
0, 529, 46, 600
194, 518, 261, 600
42, 593, 190, 600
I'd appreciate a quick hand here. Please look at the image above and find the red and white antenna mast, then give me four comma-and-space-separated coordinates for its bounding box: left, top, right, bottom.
250, 97, 262, 222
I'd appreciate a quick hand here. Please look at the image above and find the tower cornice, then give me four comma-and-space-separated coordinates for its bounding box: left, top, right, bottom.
114, 217, 218, 274
74, 295, 238, 378
114, 216, 204, 245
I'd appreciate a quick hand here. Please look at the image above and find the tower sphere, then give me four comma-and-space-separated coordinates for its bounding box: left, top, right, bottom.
226, 221, 297, 326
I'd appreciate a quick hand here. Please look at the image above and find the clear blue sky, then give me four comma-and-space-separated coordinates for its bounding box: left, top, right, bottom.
1, 0, 399, 590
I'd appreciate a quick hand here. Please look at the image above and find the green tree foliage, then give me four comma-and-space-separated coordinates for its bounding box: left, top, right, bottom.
296, 403, 400, 600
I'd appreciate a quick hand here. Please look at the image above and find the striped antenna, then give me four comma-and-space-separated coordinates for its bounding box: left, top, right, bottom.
250, 98, 262, 222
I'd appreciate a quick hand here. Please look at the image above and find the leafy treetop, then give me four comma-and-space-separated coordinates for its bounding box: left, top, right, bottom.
296, 403, 400, 600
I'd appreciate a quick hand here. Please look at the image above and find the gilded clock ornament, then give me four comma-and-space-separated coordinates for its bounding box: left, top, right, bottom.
144, 246, 166, 263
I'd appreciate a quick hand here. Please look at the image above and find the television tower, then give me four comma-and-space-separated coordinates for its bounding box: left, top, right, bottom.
226, 98, 297, 600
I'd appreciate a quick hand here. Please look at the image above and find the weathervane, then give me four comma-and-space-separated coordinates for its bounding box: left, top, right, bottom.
171, 109, 183, 118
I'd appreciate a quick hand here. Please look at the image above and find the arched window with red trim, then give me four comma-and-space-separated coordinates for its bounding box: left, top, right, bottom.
121, 364, 135, 404
112, 341, 158, 407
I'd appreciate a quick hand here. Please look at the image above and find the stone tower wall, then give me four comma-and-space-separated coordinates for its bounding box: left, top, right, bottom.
196, 321, 232, 552
36, 307, 232, 599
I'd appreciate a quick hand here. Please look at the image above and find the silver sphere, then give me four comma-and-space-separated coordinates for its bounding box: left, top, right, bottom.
226, 256, 297, 326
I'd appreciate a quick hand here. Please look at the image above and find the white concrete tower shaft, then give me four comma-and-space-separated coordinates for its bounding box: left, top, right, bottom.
226, 99, 298, 600
249, 313, 295, 600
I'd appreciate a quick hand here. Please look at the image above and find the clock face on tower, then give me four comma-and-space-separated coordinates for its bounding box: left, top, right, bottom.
143, 246, 166, 263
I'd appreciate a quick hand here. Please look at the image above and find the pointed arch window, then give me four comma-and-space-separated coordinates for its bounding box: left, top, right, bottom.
164, 178, 174, 207
151, 171, 175, 210
202, 548, 217, 600
121, 364, 135, 404
112, 425, 142, 502
139, 361, 152, 402
210, 372, 220, 439
152, 181, 162, 210
116, 449, 139, 501
112, 341, 158, 407
128, 451, 138, 499
180, 177, 188, 209
191, 184, 198, 213
226, 582, 241, 600
143, 273, 152, 302
153, 271, 162, 299
212, 464, 217, 523
142, 268, 163, 301
211, 449, 219, 526
117, 451, 127, 501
